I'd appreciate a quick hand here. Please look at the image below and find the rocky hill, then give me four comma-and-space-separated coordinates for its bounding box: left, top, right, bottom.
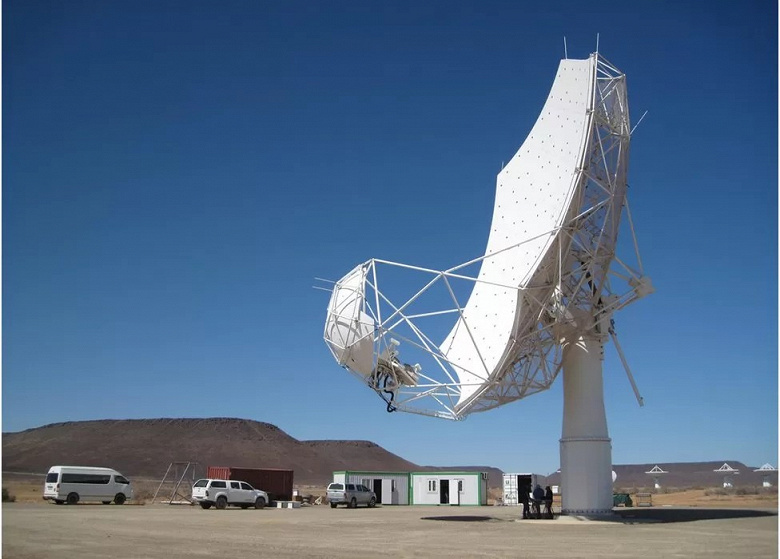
3, 418, 771, 490
1, 418, 502, 486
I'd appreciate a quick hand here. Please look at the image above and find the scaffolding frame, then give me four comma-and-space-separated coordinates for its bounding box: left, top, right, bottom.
152, 461, 200, 505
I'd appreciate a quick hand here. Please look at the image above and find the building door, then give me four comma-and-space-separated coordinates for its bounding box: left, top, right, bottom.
518, 475, 533, 502
373, 479, 383, 503
503, 475, 518, 505
451, 479, 462, 505
381, 479, 394, 505
439, 479, 449, 505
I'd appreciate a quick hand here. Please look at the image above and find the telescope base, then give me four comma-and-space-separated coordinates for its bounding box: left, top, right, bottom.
560, 336, 614, 515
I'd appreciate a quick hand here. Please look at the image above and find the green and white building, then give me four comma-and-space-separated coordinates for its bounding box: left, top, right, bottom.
332, 470, 488, 506
332, 471, 410, 505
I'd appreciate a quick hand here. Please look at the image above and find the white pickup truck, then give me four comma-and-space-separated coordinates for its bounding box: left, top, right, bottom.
191, 479, 269, 510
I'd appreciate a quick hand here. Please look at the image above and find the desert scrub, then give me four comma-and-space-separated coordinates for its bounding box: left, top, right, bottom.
705, 486, 763, 497
2, 488, 16, 502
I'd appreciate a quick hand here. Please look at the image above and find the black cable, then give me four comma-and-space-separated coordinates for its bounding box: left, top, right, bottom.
382, 375, 397, 413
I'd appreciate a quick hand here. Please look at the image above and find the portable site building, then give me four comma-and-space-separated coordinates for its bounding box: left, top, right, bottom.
502, 473, 539, 506
410, 472, 488, 506
332, 471, 410, 505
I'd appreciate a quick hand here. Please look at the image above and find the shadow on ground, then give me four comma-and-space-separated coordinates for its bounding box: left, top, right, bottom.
421, 516, 498, 522
420, 509, 778, 524
613, 508, 778, 523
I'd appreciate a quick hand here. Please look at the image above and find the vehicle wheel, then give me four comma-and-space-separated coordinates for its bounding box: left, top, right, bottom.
66, 493, 79, 505
114, 493, 126, 505
349, 497, 357, 509
102, 501, 111, 505
54, 500, 65, 505
330, 502, 337, 509
200, 503, 212, 509
216, 496, 227, 510
254, 496, 266, 509
368, 497, 376, 508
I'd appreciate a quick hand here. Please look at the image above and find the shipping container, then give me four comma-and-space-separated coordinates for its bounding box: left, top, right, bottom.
207, 466, 231, 480
502, 473, 538, 506
207, 467, 294, 502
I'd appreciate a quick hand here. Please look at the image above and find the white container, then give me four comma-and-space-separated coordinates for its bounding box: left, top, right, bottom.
502, 473, 538, 506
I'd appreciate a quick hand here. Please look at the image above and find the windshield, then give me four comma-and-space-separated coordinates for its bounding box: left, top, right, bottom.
193, 479, 208, 488
46, 473, 58, 483
328, 483, 343, 490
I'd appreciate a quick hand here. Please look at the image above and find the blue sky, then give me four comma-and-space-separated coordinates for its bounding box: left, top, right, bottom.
4, 0, 777, 475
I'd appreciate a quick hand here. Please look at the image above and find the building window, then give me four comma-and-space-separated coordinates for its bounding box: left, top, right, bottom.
428, 479, 437, 492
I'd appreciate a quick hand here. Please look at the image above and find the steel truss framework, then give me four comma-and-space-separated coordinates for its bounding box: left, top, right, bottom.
324, 54, 652, 420
152, 461, 201, 505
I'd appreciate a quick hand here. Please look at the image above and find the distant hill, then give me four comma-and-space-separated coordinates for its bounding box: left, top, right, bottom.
3, 419, 772, 490
1, 418, 500, 486
546, 461, 774, 489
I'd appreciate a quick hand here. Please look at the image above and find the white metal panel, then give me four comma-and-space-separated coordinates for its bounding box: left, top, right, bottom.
503, 473, 518, 505
324, 265, 374, 376
332, 472, 346, 485
381, 479, 394, 505
442, 59, 594, 409
450, 479, 461, 505
395, 476, 410, 505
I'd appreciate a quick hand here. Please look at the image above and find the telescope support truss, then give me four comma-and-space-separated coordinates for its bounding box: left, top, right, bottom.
323, 53, 650, 424
323, 53, 652, 516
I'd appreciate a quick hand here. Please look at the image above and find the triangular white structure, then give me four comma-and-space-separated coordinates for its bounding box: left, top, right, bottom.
644, 465, 668, 490
713, 463, 739, 488
753, 463, 777, 488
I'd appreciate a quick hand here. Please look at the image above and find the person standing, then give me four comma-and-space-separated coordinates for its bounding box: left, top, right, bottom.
532, 484, 544, 518
519, 481, 531, 519
544, 486, 554, 519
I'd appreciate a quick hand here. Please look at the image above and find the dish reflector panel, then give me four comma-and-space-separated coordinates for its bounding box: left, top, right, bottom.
443, 59, 593, 410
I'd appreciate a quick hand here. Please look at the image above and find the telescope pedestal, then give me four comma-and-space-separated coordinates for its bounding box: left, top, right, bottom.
560, 335, 613, 515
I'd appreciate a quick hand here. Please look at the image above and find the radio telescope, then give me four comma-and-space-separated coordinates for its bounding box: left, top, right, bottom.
754, 464, 777, 487
714, 463, 739, 488
645, 465, 668, 489
323, 51, 652, 515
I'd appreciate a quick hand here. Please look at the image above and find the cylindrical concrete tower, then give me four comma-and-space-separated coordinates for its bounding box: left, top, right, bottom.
560, 335, 613, 515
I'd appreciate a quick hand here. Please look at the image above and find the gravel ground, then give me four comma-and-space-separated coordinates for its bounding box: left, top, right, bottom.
2, 502, 777, 559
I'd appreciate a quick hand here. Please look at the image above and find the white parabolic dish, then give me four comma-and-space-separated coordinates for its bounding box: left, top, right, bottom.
324, 52, 652, 421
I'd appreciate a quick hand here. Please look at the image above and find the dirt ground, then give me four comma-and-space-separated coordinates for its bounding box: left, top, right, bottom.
3, 474, 777, 558
2, 501, 777, 559
648, 488, 779, 508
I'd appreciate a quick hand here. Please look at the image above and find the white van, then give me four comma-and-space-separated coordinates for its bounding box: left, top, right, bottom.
43, 466, 134, 505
